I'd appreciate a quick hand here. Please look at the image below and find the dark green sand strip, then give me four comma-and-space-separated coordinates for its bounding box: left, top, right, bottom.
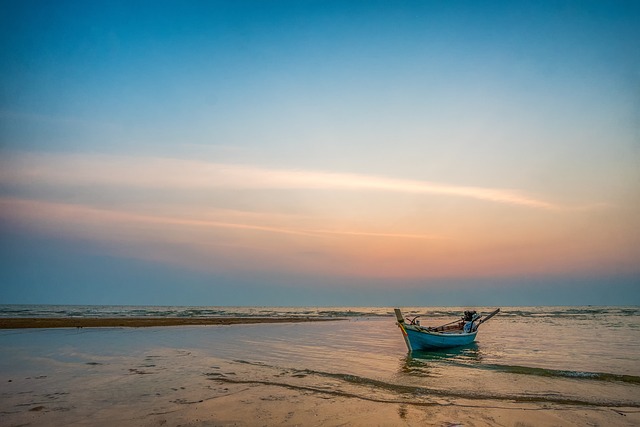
0, 317, 343, 329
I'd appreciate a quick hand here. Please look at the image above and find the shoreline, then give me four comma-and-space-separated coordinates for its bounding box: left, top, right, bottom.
0, 316, 344, 329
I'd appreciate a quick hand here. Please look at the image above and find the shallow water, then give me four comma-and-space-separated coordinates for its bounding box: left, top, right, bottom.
1, 306, 639, 425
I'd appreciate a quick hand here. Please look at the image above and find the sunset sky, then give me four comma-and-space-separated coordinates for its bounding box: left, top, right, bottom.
1, 0, 639, 306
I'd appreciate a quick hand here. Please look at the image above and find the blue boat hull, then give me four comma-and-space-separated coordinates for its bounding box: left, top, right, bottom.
403, 325, 477, 350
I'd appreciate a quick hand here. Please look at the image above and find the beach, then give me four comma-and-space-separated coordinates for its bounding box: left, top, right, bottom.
1, 306, 639, 426
4, 355, 636, 427
0, 316, 338, 329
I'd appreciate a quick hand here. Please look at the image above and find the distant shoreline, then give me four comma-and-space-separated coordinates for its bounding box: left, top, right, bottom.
0, 317, 344, 329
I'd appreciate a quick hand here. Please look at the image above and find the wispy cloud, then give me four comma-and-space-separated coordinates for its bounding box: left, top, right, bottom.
0, 152, 559, 209
0, 198, 440, 241
0, 198, 307, 236
310, 229, 441, 239
0, 197, 442, 276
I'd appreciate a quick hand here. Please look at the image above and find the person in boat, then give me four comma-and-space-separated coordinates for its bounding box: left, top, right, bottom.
463, 310, 478, 333
463, 319, 474, 332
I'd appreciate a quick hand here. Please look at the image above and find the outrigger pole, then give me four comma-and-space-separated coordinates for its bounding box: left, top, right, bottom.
476, 308, 500, 326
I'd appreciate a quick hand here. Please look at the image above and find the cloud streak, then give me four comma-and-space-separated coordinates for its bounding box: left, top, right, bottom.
1, 152, 559, 209
0, 197, 440, 241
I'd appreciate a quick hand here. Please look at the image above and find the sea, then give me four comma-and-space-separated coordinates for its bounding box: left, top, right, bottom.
1, 305, 639, 425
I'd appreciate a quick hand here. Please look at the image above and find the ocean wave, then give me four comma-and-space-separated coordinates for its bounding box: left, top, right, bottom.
404, 352, 640, 386
481, 363, 640, 385
0, 304, 638, 319
217, 360, 640, 408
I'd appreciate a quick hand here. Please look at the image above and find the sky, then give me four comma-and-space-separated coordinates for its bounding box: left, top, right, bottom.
1, 0, 639, 306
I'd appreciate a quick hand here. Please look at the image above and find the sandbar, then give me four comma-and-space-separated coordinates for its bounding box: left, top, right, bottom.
0, 316, 342, 329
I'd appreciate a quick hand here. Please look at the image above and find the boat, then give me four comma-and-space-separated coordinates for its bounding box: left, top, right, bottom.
394, 307, 500, 351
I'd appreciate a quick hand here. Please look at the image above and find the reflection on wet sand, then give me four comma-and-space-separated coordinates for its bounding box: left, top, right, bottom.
400, 343, 481, 376
2, 319, 639, 426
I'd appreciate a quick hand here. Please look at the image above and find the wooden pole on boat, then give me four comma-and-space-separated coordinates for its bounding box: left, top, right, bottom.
477, 308, 500, 326
394, 309, 412, 352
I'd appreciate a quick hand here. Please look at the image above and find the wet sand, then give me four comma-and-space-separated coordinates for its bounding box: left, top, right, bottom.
2, 319, 639, 426
0, 317, 341, 329
3, 347, 638, 427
